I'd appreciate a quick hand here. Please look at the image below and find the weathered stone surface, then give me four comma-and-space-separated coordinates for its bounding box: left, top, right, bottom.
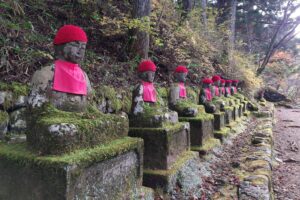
224, 107, 233, 124
213, 112, 225, 131
0, 137, 145, 200
0, 111, 9, 139
129, 122, 190, 170
143, 151, 202, 198
239, 176, 270, 200
26, 105, 129, 155
179, 115, 214, 146
9, 108, 27, 134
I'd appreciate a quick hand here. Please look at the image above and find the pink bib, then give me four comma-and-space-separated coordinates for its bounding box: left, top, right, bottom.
179, 83, 187, 98
52, 60, 87, 95
214, 86, 220, 97
234, 87, 237, 94
204, 88, 212, 101
142, 81, 157, 103
221, 87, 225, 95
226, 87, 231, 95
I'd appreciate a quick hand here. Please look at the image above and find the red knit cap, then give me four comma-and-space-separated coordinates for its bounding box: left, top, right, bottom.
221, 79, 226, 84
225, 80, 233, 83
212, 75, 221, 82
53, 25, 88, 45
138, 60, 157, 72
232, 80, 239, 83
175, 66, 188, 73
202, 78, 213, 84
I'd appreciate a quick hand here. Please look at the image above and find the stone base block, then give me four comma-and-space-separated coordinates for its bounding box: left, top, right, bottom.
179, 114, 214, 146
233, 105, 240, 120
213, 112, 225, 131
214, 127, 231, 142
0, 137, 146, 200
143, 151, 202, 198
224, 107, 234, 124
191, 137, 221, 156
129, 122, 190, 170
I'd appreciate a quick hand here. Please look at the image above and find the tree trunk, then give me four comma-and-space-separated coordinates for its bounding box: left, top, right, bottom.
130, 0, 151, 59
201, 0, 207, 31
228, 0, 237, 70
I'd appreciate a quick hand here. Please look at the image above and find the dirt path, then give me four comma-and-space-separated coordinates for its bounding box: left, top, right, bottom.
273, 107, 300, 200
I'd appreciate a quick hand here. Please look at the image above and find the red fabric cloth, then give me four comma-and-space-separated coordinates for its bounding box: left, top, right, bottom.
175, 66, 188, 73
226, 87, 231, 95
234, 87, 237, 94
226, 80, 232, 83
53, 25, 88, 45
142, 81, 157, 102
138, 60, 156, 72
179, 83, 187, 98
221, 87, 225, 94
221, 79, 226, 84
52, 60, 87, 95
214, 86, 220, 96
204, 88, 212, 101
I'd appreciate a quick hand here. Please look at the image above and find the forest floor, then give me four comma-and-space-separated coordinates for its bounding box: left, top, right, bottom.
273, 107, 300, 200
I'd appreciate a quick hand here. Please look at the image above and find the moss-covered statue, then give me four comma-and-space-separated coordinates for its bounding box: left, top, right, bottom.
220, 79, 226, 96
199, 78, 216, 113
231, 80, 239, 95
130, 60, 178, 127
168, 66, 199, 117
225, 79, 233, 97
27, 25, 127, 154
211, 75, 225, 111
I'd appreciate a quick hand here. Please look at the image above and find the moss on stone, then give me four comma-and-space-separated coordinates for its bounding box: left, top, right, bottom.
214, 127, 231, 140
156, 87, 168, 99
0, 82, 29, 97
27, 103, 129, 154
0, 137, 143, 169
143, 151, 197, 176
129, 122, 185, 136
191, 137, 221, 152
186, 86, 199, 104
179, 111, 214, 122
0, 111, 9, 122
224, 106, 234, 111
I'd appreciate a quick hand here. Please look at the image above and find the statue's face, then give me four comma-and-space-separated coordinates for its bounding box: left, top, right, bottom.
213, 80, 220, 86
55, 41, 87, 64
221, 83, 225, 87
139, 71, 155, 82
202, 83, 210, 88
174, 72, 187, 83
226, 83, 232, 87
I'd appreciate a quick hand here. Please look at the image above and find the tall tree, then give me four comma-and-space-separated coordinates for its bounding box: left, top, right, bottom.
129, 0, 151, 59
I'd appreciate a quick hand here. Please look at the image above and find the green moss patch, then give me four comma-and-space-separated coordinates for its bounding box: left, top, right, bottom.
0, 82, 29, 97
129, 122, 185, 136
0, 111, 9, 122
0, 137, 142, 169
186, 86, 199, 104
214, 127, 231, 140
191, 137, 221, 152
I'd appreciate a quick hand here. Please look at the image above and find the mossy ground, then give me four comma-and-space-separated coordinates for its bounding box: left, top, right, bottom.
0, 82, 29, 97
0, 110, 9, 122
0, 137, 143, 169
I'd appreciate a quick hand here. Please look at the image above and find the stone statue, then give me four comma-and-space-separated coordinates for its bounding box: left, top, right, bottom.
220, 79, 226, 96
211, 75, 225, 111
225, 80, 232, 97
130, 60, 178, 127
28, 25, 92, 112
231, 80, 239, 95
168, 66, 198, 117
199, 78, 216, 113
27, 25, 128, 154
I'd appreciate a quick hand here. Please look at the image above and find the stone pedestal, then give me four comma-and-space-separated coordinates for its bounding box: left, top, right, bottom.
224, 107, 233, 125
179, 114, 214, 147
232, 105, 240, 121
213, 112, 225, 131
0, 137, 154, 200
143, 151, 202, 197
129, 122, 190, 170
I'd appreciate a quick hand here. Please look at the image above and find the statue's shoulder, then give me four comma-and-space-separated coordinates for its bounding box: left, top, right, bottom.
31, 65, 54, 85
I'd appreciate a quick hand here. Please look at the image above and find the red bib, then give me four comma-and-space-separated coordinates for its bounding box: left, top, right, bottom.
221, 87, 225, 95
179, 83, 187, 98
214, 86, 220, 96
52, 60, 87, 95
226, 87, 231, 95
204, 88, 212, 101
142, 81, 157, 103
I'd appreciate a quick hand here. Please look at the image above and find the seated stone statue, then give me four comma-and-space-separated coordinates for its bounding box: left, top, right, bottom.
231, 80, 239, 95
27, 25, 127, 154
225, 79, 233, 97
168, 66, 199, 117
211, 75, 225, 111
220, 79, 226, 96
130, 60, 178, 127
199, 78, 216, 113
